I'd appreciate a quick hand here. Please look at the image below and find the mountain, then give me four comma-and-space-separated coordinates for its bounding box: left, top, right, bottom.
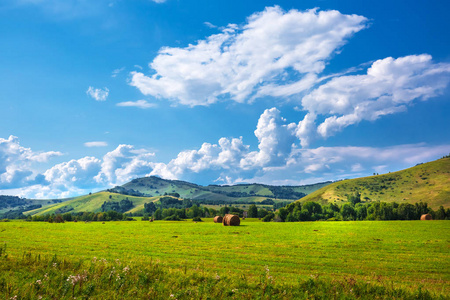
22, 179, 331, 216
109, 176, 331, 202
299, 157, 450, 209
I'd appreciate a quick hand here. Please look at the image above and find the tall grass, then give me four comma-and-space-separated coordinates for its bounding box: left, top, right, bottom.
0, 252, 444, 299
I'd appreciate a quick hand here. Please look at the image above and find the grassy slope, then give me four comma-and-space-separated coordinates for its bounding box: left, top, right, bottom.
121, 176, 330, 201
25, 192, 161, 216
299, 157, 450, 209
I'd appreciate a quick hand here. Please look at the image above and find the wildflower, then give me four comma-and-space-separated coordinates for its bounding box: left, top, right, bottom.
215, 273, 220, 280
67, 273, 87, 286
170, 294, 174, 297
38, 296, 43, 300
92, 257, 97, 263
36, 279, 42, 285
10, 296, 17, 300
265, 265, 269, 273
123, 266, 130, 273
52, 263, 57, 268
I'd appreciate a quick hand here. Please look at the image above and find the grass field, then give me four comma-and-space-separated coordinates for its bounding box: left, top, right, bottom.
0, 220, 449, 299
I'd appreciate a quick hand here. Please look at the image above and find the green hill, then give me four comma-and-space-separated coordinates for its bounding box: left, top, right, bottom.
25, 192, 162, 216
299, 157, 450, 209
113, 176, 331, 202
20, 178, 330, 216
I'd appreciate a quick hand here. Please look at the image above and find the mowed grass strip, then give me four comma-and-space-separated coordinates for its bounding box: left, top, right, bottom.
0, 220, 448, 294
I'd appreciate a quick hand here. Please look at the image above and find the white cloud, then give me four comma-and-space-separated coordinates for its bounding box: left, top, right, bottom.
0, 135, 62, 189
44, 157, 102, 189
296, 54, 450, 145
111, 67, 125, 78
150, 137, 249, 178
204, 21, 217, 29
2, 130, 450, 199
86, 86, 109, 101
84, 141, 108, 147
151, 0, 166, 3
94, 145, 155, 185
116, 100, 157, 109
131, 6, 367, 106
150, 108, 297, 178
241, 108, 296, 168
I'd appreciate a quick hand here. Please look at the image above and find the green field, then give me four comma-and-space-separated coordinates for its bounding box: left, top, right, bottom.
0, 220, 449, 299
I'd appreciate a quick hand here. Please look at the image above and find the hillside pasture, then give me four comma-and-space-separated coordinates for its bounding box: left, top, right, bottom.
301, 157, 450, 209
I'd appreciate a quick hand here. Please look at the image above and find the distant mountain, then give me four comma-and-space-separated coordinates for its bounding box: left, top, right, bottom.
299, 157, 450, 209
109, 176, 332, 202
22, 179, 331, 216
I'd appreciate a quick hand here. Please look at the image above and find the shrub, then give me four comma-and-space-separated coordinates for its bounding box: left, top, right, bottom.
262, 212, 274, 222
163, 215, 182, 221
192, 216, 203, 222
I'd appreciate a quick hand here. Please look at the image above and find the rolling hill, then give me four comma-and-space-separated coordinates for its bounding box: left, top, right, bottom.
299, 157, 450, 209
25, 192, 162, 216
22, 179, 331, 216
112, 176, 331, 201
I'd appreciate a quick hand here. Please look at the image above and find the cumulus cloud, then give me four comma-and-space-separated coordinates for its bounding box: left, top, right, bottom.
149, 108, 296, 178
116, 100, 157, 109
0, 135, 62, 189
44, 157, 102, 189
150, 137, 249, 179
0, 138, 157, 198
94, 145, 155, 185
84, 141, 108, 147
86, 86, 109, 101
241, 108, 297, 168
131, 6, 367, 106
2, 130, 450, 199
296, 54, 450, 145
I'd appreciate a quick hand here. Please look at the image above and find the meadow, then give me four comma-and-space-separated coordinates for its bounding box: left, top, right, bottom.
0, 219, 449, 299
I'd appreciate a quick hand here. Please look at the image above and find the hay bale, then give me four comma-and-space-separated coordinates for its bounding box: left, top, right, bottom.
214, 216, 223, 223
420, 214, 432, 220
222, 214, 240, 226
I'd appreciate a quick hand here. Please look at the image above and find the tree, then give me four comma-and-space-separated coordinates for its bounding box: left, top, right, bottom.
153, 209, 162, 220
277, 207, 288, 222
340, 203, 356, 221
247, 204, 258, 218
436, 206, 446, 220
144, 202, 157, 214
347, 192, 361, 205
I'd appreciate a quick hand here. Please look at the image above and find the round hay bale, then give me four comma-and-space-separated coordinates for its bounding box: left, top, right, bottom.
420, 214, 432, 220
214, 216, 223, 223
222, 214, 240, 226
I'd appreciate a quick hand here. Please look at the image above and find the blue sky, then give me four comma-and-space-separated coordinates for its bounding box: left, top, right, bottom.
1, 0, 449, 198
